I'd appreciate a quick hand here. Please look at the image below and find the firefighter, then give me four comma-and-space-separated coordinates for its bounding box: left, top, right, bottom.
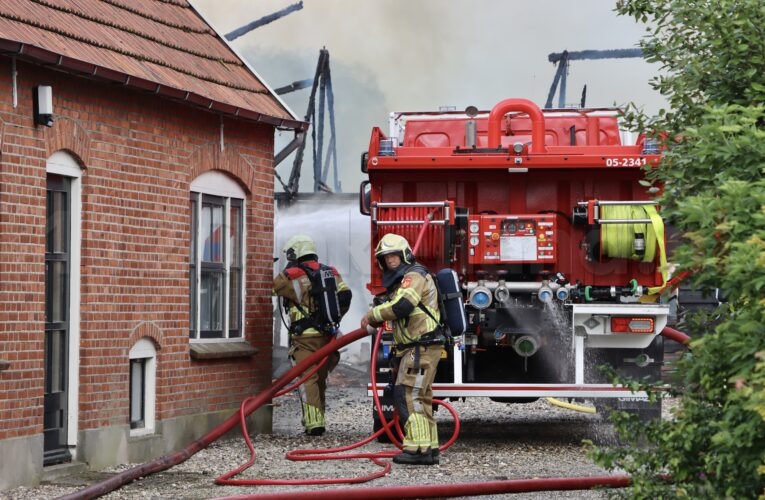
361, 233, 444, 465
273, 234, 352, 436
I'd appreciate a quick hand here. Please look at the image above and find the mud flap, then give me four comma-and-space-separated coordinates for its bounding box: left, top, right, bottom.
372, 384, 395, 443
596, 396, 662, 423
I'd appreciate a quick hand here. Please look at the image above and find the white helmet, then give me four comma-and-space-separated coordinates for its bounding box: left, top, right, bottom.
282, 234, 317, 262
374, 233, 414, 269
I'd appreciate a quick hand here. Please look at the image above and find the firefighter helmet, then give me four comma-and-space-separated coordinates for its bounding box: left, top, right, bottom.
283, 234, 317, 262
374, 233, 414, 269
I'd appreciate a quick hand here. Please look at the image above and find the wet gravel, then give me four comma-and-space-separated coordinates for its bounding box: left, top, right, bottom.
2, 362, 644, 500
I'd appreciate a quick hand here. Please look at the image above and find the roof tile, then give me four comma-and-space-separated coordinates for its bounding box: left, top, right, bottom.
0, 0, 304, 129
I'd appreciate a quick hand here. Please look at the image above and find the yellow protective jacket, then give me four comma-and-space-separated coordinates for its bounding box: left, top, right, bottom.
366, 269, 440, 348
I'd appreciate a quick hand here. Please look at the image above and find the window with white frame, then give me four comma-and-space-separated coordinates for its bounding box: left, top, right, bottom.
129, 338, 156, 435
189, 172, 245, 340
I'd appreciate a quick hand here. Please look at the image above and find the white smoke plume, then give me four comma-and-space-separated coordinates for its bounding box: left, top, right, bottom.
273, 198, 372, 363
192, 0, 665, 194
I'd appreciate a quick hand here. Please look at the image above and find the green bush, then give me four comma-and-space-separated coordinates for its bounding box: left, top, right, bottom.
587, 1, 765, 498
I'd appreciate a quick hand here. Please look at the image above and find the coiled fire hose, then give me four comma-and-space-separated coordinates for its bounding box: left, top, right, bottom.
599, 204, 668, 294
600, 205, 659, 262
56, 328, 370, 500
214, 329, 461, 487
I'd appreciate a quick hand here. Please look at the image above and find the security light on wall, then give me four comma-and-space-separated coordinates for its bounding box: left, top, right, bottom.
33, 85, 53, 127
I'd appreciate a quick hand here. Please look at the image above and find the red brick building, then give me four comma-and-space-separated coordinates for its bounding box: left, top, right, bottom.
0, 0, 306, 490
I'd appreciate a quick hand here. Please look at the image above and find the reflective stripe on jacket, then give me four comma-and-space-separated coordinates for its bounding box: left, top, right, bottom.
367, 271, 439, 346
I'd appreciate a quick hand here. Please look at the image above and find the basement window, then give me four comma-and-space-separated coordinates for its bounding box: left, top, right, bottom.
129, 338, 156, 436
130, 358, 146, 429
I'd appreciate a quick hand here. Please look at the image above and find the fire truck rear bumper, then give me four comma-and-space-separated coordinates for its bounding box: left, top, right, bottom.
367, 383, 660, 399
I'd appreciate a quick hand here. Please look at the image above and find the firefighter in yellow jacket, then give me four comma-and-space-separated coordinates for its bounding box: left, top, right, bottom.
361, 233, 444, 465
274, 234, 352, 436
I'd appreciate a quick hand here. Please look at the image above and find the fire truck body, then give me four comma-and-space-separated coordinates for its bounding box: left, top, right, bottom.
361, 98, 669, 415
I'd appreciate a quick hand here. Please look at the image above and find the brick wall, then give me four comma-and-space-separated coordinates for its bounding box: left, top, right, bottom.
0, 59, 276, 438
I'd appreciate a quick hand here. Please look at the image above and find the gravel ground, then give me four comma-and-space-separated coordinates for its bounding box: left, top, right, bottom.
2, 362, 644, 500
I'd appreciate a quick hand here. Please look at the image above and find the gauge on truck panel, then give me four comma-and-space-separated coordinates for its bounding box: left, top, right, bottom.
467, 214, 557, 264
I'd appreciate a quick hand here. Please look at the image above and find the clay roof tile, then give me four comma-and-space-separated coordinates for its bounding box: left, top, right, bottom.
0, 0, 306, 129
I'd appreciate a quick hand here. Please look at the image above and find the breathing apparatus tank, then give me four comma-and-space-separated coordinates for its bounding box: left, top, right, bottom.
436, 268, 467, 336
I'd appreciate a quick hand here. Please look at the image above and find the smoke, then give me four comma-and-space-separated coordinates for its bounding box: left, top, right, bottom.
191, 0, 668, 370
263, 48, 388, 195
192, 0, 666, 195
273, 198, 372, 362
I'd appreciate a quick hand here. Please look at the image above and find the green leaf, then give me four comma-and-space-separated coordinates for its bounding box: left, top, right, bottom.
592, 1, 765, 498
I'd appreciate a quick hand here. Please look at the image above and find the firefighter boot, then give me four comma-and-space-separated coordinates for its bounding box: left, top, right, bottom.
431, 448, 440, 465
392, 450, 433, 465
306, 426, 325, 436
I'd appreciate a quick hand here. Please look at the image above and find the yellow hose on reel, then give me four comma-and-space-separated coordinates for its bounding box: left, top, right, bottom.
599, 204, 668, 294
600, 205, 657, 262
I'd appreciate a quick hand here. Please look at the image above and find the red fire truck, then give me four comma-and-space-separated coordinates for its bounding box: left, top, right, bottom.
360, 98, 674, 423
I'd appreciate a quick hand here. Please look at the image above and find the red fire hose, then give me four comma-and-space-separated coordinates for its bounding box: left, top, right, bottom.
56, 327, 370, 500
57, 324, 637, 499
213, 475, 633, 499
273, 354, 329, 397
209, 213, 463, 488
214, 323, 462, 487
660, 326, 692, 346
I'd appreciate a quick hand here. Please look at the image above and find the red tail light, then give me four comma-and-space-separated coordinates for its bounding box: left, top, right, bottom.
610, 317, 654, 333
